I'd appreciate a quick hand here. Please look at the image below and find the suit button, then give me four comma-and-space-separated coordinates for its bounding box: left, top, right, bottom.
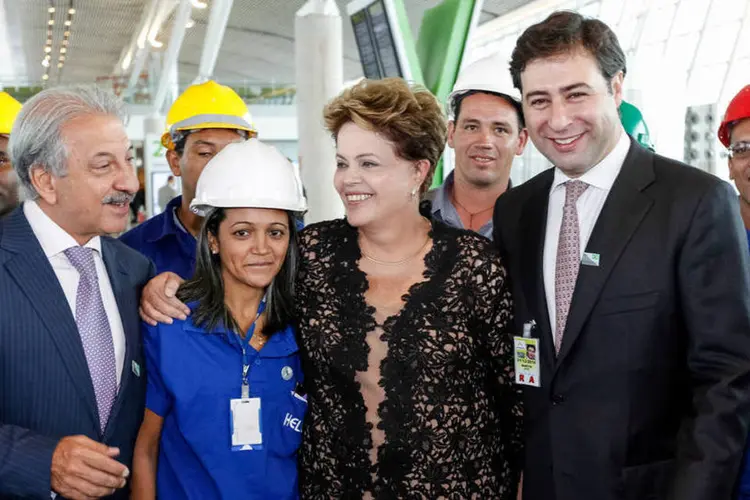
552, 394, 565, 405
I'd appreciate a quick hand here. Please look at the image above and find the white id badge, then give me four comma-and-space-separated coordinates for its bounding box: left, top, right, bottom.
513, 336, 541, 387
230, 397, 263, 451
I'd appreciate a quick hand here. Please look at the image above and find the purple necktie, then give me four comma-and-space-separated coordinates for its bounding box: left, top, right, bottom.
554, 180, 589, 354
64, 246, 117, 432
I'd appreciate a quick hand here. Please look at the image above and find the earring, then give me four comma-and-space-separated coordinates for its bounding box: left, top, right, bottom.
411, 187, 418, 198
211, 249, 218, 255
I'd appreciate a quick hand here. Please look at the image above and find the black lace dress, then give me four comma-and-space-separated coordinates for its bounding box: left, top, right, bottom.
296, 216, 523, 499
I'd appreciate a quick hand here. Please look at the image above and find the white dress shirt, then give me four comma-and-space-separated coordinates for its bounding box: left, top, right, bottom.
24, 201, 126, 385
543, 130, 631, 339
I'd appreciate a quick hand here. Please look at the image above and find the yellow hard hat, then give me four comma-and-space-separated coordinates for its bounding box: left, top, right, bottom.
0, 92, 22, 136
161, 80, 257, 150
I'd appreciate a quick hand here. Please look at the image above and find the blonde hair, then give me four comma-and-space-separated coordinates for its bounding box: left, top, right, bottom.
324, 78, 447, 194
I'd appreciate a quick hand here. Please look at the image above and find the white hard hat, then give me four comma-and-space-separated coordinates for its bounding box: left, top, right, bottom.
190, 139, 307, 216
447, 54, 521, 120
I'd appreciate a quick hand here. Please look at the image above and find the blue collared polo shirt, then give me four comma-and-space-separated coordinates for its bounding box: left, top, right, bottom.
120, 196, 196, 279
143, 306, 305, 499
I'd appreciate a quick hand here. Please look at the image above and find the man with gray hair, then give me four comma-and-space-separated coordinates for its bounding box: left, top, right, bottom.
0, 86, 154, 499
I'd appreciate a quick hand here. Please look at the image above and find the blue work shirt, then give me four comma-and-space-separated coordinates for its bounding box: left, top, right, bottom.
424, 171, 511, 241
143, 305, 305, 499
120, 196, 196, 279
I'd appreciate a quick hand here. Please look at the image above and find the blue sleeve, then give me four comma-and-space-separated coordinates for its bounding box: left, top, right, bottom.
143, 321, 173, 417
739, 443, 750, 499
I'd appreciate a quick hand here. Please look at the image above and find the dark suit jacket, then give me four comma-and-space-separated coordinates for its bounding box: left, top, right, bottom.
0, 207, 154, 499
493, 138, 750, 500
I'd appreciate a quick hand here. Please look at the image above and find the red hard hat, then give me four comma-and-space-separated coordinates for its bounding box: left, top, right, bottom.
719, 85, 750, 147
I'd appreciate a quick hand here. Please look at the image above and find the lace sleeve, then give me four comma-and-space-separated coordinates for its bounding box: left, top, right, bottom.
471, 244, 524, 496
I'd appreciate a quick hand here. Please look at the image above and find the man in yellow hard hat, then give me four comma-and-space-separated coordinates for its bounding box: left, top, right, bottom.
0, 92, 22, 217
121, 80, 256, 278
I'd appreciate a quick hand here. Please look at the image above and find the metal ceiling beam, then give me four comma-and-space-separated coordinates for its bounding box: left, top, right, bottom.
153, 0, 192, 112
195, 0, 234, 82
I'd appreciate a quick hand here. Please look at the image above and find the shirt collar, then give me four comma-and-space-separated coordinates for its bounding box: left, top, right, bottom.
430, 171, 454, 216
23, 200, 101, 257
146, 195, 190, 243
551, 129, 631, 192
431, 170, 513, 215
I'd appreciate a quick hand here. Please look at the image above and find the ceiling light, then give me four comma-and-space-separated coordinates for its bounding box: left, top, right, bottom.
64, 20, 71, 26
48, 20, 54, 25
60, 47, 67, 54
62, 39, 69, 46
45, 54, 51, 60
69, 8, 76, 14
186, 18, 195, 28
190, 0, 208, 8
122, 51, 132, 71
58, 63, 64, 68
44, 46, 51, 53
42, 59, 50, 67
48, 7, 55, 13
42, 74, 49, 81
59, 55, 66, 61
64, 31, 70, 36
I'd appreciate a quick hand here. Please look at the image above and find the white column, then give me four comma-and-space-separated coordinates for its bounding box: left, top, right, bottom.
295, 0, 344, 223
196, 0, 234, 82
153, 0, 192, 113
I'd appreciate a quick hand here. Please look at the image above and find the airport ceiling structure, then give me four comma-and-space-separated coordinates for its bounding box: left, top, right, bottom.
0, 0, 532, 89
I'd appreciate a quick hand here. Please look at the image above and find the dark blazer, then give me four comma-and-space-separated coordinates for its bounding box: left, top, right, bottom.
0, 207, 154, 499
493, 137, 750, 500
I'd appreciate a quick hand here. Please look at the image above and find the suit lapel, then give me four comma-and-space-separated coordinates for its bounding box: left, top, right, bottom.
556, 139, 656, 364
100, 240, 136, 434
519, 170, 556, 371
1, 210, 99, 429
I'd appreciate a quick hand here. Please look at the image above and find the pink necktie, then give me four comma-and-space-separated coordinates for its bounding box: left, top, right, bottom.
554, 180, 589, 354
64, 246, 117, 432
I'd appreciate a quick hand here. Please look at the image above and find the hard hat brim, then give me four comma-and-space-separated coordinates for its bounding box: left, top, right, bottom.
190, 198, 307, 217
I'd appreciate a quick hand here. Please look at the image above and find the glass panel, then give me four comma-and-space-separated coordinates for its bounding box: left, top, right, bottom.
707, 0, 748, 27
663, 33, 700, 72
734, 24, 750, 59
721, 58, 750, 105
578, 1, 602, 18
672, 0, 712, 35
641, 5, 677, 44
598, 0, 624, 25
694, 23, 741, 65
687, 62, 727, 104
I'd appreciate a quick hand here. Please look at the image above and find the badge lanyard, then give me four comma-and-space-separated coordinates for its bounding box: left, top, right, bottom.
236, 296, 267, 399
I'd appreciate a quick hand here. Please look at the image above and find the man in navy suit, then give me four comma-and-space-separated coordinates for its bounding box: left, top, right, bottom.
493, 11, 750, 500
0, 87, 153, 499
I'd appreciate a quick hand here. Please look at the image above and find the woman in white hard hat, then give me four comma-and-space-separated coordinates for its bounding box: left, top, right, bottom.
131, 139, 307, 499
139, 79, 522, 499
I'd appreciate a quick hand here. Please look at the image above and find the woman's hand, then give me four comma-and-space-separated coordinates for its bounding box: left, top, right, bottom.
139, 272, 190, 325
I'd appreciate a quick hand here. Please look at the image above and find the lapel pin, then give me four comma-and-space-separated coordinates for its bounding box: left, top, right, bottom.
581, 252, 601, 267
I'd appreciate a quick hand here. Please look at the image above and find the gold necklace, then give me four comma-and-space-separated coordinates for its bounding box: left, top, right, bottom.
360, 218, 431, 266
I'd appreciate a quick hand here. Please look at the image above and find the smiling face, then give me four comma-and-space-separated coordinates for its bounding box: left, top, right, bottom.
209, 207, 290, 291
31, 113, 137, 243
521, 48, 624, 177
448, 92, 528, 189
729, 118, 750, 207
333, 121, 429, 228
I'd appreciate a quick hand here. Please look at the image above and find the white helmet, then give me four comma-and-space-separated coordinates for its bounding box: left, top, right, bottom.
190, 139, 307, 216
447, 54, 521, 120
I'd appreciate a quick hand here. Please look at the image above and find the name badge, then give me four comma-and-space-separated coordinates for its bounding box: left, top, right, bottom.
514, 336, 541, 387
230, 397, 263, 451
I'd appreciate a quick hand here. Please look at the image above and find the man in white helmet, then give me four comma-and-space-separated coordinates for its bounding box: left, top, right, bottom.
425, 55, 528, 239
